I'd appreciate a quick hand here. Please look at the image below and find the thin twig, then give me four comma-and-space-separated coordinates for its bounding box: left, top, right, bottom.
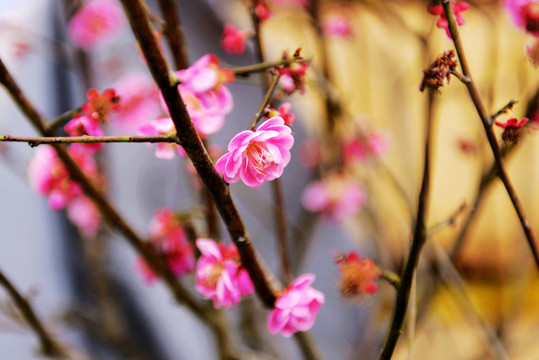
380, 269, 401, 290
442, 0, 539, 271
272, 179, 293, 284
248, 73, 281, 130
489, 99, 518, 124
0, 134, 177, 146
232, 58, 310, 77
427, 203, 468, 238
44, 106, 81, 132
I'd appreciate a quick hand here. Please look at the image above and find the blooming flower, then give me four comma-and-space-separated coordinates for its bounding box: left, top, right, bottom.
110, 72, 161, 130
137, 208, 195, 284
334, 252, 381, 297
264, 103, 295, 126
82, 88, 120, 123
67, 196, 101, 237
301, 173, 365, 220
138, 117, 186, 160
64, 114, 104, 153
215, 117, 294, 188
419, 50, 457, 93
428, 1, 470, 39
221, 24, 248, 55
267, 273, 324, 337
494, 117, 529, 144
68, 0, 125, 50
322, 15, 353, 38
163, 55, 234, 137
195, 238, 254, 309
505, 0, 539, 36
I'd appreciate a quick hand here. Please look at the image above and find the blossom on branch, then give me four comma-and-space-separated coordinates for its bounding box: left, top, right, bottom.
215, 117, 294, 188
494, 117, 529, 144
255, 1, 272, 21
81, 88, 120, 123
264, 103, 295, 126
67, 196, 101, 238
428, 1, 470, 39
221, 24, 248, 55
64, 114, 104, 153
68, 0, 125, 50
137, 208, 195, 284
267, 273, 324, 337
195, 238, 254, 309
334, 252, 381, 298
323, 15, 353, 38
138, 117, 186, 160
277, 61, 309, 94
419, 50, 457, 93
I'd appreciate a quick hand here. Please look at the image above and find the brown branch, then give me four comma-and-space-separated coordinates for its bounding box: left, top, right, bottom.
0, 134, 177, 146
272, 179, 293, 284
248, 73, 281, 130
442, 0, 539, 270
232, 58, 311, 77
44, 106, 81, 132
120, 0, 278, 308
156, 0, 189, 70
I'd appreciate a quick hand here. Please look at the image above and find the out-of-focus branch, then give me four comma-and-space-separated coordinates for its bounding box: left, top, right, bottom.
442, 0, 539, 270
157, 0, 189, 70
248, 73, 280, 130
44, 106, 81, 132
0, 134, 176, 146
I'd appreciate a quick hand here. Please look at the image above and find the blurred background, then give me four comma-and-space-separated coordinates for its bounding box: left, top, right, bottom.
1, 0, 539, 359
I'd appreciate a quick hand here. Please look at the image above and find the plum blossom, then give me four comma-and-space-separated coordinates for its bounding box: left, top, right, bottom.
138, 117, 186, 160
334, 252, 381, 297
137, 208, 195, 284
28, 145, 101, 210
323, 15, 353, 38
68, 0, 125, 50
67, 196, 101, 237
505, 0, 539, 36
277, 61, 309, 94
221, 24, 248, 55
419, 50, 457, 93
301, 173, 365, 220
343, 130, 389, 163
494, 117, 529, 144
428, 1, 470, 39
82, 88, 120, 123
163, 55, 234, 136
110, 72, 161, 130
255, 1, 272, 21
265, 103, 295, 127
195, 238, 254, 309
215, 117, 294, 188
267, 273, 324, 337
64, 114, 104, 153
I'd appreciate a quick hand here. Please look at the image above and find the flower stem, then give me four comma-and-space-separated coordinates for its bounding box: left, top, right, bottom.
442, 0, 539, 271
0, 134, 177, 146
248, 73, 281, 130
44, 106, 81, 131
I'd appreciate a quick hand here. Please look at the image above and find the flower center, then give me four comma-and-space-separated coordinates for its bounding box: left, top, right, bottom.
205, 263, 225, 288
523, 3, 539, 33
246, 141, 273, 175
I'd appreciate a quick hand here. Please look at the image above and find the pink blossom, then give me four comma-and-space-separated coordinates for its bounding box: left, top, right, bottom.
505, 0, 539, 36
300, 139, 322, 169
163, 55, 234, 137
322, 15, 353, 38
334, 252, 380, 297
255, 2, 272, 21
267, 273, 324, 337
195, 238, 254, 309
68, 0, 125, 50
342, 130, 389, 163
221, 24, 248, 55
64, 114, 104, 153
428, 1, 470, 39
137, 208, 195, 284
81, 88, 120, 123
27, 145, 101, 210
110, 72, 161, 130
301, 173, 365, 220
138, 117, 186, 160
494, 117, 529, 144
272, 0, 309, 6
276, 61, 309, 94
67, 196, 101, 237
215, 117, 294, 188
265, 103, 295, 127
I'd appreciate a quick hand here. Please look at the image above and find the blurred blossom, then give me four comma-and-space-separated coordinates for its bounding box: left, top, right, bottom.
428, 1, 469, 39
82, 88, 120, 124
267, 273, 324, 337
68, 0, 125, 50
494, 117, 529, 144
64, 114, 104, 154
67, 196, 101, 238
264, 103, 295, 126
322, 15, 353, 38
138, 117, 186, 160
137, 208, 195, 284
302, 173, 365, 220
195, 238, 254, 309
334, 252, 380, 297
343, 130, 389, 163
277, 61, 309, 94
215, 117, 294, 188
255, 1, 272, 21
505, 0, 539, 36
221, 24, 248, 55
27, 145, 101, 210
272, 0, 309, 6
300, 139, 322, 169
111, 72, 161, 130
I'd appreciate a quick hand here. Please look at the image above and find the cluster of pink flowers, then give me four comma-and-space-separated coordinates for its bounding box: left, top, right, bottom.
302, 172, 366, 221
27, 145, 102, 237
160, 55, 234, 138
267, 273, 324, 337
137, 209, 195, 283
221, 24, 248, 55
68, 0, 125, 50
264, 103, 295, 126
335, 252, 380, 297
195, 238, 254, 309
215, 117, 294, 188
322, 15, 353, 38
277, 61, 309, 94
427, 1, 470, 39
